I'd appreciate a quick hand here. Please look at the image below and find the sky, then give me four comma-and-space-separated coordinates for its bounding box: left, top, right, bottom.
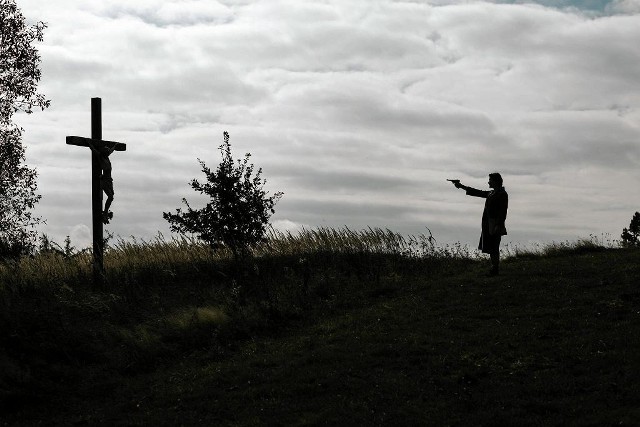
13, 0, 640, 251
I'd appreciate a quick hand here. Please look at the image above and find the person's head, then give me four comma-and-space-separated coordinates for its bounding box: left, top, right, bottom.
488, 172, 503, 189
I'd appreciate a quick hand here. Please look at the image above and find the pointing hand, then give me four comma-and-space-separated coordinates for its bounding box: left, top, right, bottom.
447, 179, 462, 189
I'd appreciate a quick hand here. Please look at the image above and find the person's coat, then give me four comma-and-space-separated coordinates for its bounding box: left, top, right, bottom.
465, 186, 508, 252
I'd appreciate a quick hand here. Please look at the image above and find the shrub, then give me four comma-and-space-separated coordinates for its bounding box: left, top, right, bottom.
621, 212, 640, 247
163, 132, 283, 260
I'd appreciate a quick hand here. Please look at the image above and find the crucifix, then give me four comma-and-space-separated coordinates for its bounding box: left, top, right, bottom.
66, 98, 126, 283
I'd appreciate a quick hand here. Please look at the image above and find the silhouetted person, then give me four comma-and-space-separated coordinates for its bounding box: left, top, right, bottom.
88, 141, 117, 224
450, 173, 508, 276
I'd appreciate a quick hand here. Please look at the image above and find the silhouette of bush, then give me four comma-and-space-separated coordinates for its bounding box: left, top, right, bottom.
163, 132, 283, 260
621, 212, 640, 247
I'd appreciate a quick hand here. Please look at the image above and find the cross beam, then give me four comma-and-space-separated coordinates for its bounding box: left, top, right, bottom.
66, 136, 126, 151
66, 98, 126, 285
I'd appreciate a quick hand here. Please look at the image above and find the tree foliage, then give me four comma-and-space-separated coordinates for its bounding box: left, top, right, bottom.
0, 0, 49, 126
0, 127, 41, 256
621, 212, 640, 247
163, 132, 283, 258
0, 0, 49, 257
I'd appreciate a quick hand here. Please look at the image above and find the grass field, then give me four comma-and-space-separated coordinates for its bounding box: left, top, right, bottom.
1, 229, 639, 426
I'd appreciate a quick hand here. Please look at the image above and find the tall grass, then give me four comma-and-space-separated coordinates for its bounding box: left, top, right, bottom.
0, 227, 474, 290
1, 228, 623, 293
261, 227, 414, 256
259, 227, 476, 262
501, 233, 619, 260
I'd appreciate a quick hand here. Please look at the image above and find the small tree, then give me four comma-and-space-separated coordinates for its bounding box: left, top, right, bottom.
163, 132, 283, 259
0, 0, 50, 258
621, 211, 640, 247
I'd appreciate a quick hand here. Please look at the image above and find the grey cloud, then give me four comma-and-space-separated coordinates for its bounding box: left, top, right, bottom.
113, 65, 267, 110
41, 53, 106, 83
277, 165, 421, 194
607, 0, 640, 13
196, 2, 444, 73
245, 74, 498, 142
494, 0, 612, 13
277, 197, 420, 224
425, 4, 640, 110
99, 2, 235, 27
510, 112, 640, 171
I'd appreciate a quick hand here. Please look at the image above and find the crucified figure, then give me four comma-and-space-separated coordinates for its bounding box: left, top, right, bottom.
88, 140, 117, 224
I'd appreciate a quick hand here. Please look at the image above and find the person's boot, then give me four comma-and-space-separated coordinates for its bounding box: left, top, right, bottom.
487, 253, 500, 276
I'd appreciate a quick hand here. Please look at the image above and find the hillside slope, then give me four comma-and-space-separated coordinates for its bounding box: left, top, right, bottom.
3, 248, 640, 426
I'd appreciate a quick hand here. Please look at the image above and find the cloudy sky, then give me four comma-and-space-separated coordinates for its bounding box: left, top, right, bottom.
13, 0, 640, 250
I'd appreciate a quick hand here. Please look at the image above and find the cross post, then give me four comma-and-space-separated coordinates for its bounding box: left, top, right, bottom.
66, 98, 126, 285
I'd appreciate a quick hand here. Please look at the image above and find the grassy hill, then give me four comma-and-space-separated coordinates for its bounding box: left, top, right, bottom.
1, 230, 639, 426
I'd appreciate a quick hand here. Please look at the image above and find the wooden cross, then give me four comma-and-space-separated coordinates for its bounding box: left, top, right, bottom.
66, 98, 126, 284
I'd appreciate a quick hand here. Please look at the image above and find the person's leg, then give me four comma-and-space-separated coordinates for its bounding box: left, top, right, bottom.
489, 251, 499, 275
487, 235, 501, 276
102, 178, 114, 223
102, 194, 113, 224
104, 193, 113, 214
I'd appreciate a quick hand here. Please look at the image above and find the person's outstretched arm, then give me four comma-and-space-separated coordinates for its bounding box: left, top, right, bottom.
104, 142, 117, 156
464, 186, 490, 198
449, 180, 489, 198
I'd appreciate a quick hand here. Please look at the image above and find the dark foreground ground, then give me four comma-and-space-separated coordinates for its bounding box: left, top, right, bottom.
2, 248, 640, 426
